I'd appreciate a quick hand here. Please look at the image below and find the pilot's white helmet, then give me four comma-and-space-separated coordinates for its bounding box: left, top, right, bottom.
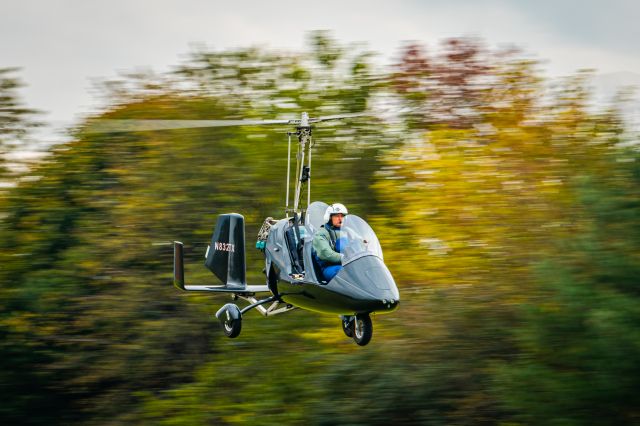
324, 203, 349, 222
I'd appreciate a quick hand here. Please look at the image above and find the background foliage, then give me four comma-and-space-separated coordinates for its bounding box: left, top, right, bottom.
1, 32, 638, 425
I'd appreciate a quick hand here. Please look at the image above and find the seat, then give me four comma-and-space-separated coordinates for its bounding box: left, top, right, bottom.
310, 249, 328, 284
285, 225, 305, 274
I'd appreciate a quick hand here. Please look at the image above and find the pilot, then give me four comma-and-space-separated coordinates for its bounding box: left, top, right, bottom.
312, 203, 348, 281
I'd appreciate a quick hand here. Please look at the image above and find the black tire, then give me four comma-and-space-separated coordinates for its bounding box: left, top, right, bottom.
222, 316, 242, 338
341, 316, 354, 338
352, 313, 372, 346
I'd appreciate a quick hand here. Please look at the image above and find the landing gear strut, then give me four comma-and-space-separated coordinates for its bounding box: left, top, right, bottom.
341, 315, 354, 338
215, 294, 296, 339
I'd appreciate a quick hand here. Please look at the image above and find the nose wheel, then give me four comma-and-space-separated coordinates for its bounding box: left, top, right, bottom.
341, 313, 372, 346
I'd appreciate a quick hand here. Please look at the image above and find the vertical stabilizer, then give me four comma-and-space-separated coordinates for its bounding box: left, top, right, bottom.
204, 213, 246, 288
173, 241, 185, 290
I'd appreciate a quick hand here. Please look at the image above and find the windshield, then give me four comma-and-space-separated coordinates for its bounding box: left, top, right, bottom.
338, 215, 383, 265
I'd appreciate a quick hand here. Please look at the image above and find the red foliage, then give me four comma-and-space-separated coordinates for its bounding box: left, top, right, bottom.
392, 38, 494, 129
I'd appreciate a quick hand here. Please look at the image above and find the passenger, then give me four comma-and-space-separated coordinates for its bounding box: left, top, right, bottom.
312, 203, 348, 281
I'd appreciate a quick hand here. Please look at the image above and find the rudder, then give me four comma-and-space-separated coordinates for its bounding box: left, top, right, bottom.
204, 213, 246, 288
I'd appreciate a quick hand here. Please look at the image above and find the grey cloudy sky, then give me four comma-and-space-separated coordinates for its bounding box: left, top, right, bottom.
2, 0, 639, 135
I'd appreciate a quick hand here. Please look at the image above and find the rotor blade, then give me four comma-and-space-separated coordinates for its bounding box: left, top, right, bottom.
85, 118, 293, 133
309, 112, 368, 123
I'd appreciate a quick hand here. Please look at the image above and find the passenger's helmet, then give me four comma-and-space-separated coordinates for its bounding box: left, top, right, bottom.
323, 203, 349, 222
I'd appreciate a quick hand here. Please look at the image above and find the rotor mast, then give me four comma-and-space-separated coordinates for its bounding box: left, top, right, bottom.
285, 112, 312, 217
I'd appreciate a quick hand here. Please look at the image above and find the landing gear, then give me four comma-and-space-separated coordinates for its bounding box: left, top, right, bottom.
341, 315, 353, 337
222, 315, 242, 338
341, 313, 373, 346
353, 313, 372, 346
215, 295, 297, 339
216, 303, 242, 338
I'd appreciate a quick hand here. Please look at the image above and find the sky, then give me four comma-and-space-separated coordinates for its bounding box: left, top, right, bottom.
2, 0, 639, 140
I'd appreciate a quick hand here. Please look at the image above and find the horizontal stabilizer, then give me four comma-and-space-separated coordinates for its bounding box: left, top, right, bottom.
183, 284, 270, 293
173, 240, 269, 294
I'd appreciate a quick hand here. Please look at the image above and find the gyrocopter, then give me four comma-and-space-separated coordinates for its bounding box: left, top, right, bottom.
89, 112, 400, 345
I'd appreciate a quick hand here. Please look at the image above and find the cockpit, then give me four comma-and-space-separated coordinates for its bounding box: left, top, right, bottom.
301, 201, 384, 283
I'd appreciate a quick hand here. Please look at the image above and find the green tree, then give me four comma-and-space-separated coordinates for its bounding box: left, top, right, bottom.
495, 149, 640, 425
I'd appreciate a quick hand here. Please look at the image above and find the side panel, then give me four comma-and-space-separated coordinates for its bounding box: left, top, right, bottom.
204, 213, 246, 288
277, 280, 375, 315
278, 256, 399, 315
265, 218, 291, 281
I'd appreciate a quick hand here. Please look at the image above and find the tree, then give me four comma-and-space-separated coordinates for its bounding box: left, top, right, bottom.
494, 149, 640, 425
0, 67, 40, 179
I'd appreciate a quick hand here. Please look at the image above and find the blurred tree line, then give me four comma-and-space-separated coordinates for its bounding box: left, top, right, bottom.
0, 67, 41, 180
1, 32, 638, 425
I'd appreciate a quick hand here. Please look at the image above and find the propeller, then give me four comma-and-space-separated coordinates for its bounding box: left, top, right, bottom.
307, 112, 366, 123
85, 112, 366, 133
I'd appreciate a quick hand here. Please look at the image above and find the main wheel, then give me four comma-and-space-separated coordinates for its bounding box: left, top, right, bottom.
341, 315, 354, 338
222, 316, 242, 338
352, 313, 372, 346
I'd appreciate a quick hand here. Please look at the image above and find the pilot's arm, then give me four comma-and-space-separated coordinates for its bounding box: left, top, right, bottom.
313, 232, 342, 264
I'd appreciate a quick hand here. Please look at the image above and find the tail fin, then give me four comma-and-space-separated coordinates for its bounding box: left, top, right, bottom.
204, 213, 246, 288
173, 241, 185, 290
